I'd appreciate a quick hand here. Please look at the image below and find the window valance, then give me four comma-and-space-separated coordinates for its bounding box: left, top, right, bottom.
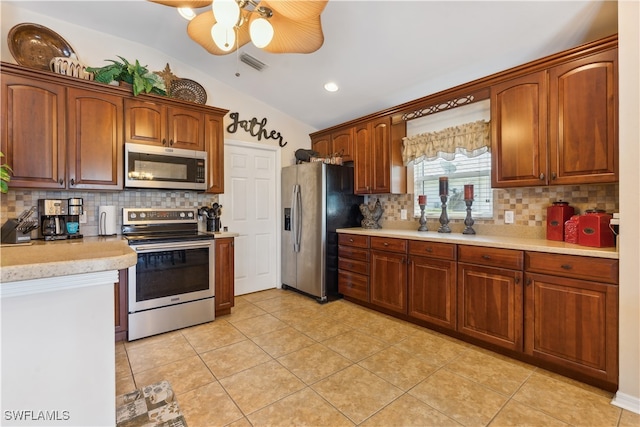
402, 120, 490, 165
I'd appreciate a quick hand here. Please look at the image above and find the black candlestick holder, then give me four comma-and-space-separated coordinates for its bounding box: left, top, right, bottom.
418, 204, 428, 231
463, 199, 476, 235
438, 194, 451, 233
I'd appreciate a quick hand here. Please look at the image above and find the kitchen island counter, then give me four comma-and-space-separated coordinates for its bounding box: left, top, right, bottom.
1, 236, 136, 283
336, 227, 619, 259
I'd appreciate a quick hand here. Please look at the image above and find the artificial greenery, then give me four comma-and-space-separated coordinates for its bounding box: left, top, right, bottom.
86, 56, 167, 96
1, 152, 12, 194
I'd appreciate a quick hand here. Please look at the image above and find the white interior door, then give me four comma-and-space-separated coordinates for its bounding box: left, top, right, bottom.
222, 140, 279, 295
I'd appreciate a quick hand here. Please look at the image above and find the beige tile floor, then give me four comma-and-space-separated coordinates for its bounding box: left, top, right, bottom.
116, 289, 639, 427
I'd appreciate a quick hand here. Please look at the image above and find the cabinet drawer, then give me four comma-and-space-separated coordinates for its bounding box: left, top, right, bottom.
525, 252, 619, 284
338, 257, 369, 275
370, 237, 407, 253
338, 245, 369, 262
338, 270, 369, 301
409, 241, 456, 260
338, 233, 370, 248
458, 245, 523, 270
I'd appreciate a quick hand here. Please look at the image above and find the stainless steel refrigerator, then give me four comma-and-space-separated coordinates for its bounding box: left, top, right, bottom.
281, 162, 363, 302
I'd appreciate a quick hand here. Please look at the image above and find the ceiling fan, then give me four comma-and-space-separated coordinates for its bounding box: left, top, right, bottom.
149, 0, 329, 55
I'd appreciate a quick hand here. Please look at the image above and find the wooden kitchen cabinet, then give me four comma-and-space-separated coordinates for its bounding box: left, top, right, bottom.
338, 234, 370, 302
124, 99, 205, 150
457, 245, 524, 351
205, 113, 225, 193
1, 74, 66, 189
67, 87, 123, 190
524, 252, 618, 387
115, 269, 128, 342
215, 237, 235, 316
491, 48, 618, 187
310, 127, 355, 162
311, 133, 331, 157
1, 74, 123, 190
408, 241, 457, 330
370, 237, 408, 314
354, 117, 391, 194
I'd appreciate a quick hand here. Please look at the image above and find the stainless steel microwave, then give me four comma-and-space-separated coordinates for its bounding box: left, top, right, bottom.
124, 143, 207, 191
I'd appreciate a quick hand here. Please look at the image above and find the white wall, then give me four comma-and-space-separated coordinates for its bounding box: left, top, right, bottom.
613, 0, 640, 413
0, 2, 315, 167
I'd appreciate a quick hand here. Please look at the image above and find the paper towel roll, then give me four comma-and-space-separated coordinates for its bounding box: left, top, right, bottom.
98, 205, 117, 236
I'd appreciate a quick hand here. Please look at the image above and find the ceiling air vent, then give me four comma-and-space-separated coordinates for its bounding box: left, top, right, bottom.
240, 53, 267, 71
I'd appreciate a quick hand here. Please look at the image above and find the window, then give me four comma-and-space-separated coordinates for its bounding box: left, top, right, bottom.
405, 99, 493, 219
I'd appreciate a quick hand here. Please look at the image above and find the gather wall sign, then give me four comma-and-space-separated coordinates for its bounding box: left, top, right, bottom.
226, 112, 288, 147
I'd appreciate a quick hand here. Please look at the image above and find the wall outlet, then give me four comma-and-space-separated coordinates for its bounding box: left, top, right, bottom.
504, 210, 514, 224
400, 209, 407, 220
80, 212, 87, 224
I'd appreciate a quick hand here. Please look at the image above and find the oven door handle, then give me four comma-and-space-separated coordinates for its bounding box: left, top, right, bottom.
131, 240, 212, 253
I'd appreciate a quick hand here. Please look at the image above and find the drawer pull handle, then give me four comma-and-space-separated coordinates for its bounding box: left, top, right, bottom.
482, 255, 491, 260
425, 247, 433, 253
349, 238, 354, 242
561, 264, 573, 270
383, 242, 389, 246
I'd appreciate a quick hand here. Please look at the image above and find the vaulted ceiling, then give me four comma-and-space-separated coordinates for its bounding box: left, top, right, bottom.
6, 1, 618, 130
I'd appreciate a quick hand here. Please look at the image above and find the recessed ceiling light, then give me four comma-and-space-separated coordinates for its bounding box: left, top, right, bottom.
324, 82, 339, 92
178, 7, 196, 20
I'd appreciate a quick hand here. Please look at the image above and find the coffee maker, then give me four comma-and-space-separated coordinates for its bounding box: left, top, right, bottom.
38, 198, 83, 240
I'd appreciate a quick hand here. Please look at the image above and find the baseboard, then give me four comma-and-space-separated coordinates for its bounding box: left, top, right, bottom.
611, 391, 640, 414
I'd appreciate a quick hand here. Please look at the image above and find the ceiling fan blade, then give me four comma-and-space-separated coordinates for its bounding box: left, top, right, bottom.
252, 10, 325, 54
187, 10, 251, 55
148, 0, 212, 8
265, 0, 328, 21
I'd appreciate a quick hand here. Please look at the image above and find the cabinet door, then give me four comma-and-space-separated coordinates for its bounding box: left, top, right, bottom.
205, 114, 224, 193
332, 127, 354, 161
338, 270, 369, 302
124, 99, 165, 146
311, 134, 331, 157
370, 117, 391, 193
370, 250, 407, 314
215, 238, 235, 315
457, 263, 523, 351
67, 88, 123, 190
354, 123, 372, 194
408, 256, 456, 330
115, 269, 128, 342
525, 273, 618, 384
167, 106, 205, 150
491, 71, 548, 187
549, 49, 618, 184
1, 75, 66, 188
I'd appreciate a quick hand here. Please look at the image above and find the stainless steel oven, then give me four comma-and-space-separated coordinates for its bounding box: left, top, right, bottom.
123, 208, 215, 341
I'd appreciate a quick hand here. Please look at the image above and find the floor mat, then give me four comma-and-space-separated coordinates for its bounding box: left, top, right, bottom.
116, 380, 187, 427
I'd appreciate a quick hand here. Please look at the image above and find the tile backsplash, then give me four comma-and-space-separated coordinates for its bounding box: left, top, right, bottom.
367, 183, 619, 238
1, 189, 219, 237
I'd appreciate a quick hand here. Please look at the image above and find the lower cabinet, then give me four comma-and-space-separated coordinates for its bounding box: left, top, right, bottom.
115, 269, 128, 342
370, 237, 408, 313
524, 252, 618, 385
408, 241, 457, 330
338, 234, 370, 302
215, 237, 235, 316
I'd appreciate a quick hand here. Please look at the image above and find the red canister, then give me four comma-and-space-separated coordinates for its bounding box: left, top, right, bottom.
564, 215, 580, 244
577, 209, 615, 247
546, 201, 574, 241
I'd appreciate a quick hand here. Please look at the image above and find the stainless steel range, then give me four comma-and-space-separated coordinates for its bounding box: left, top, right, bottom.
122, 208, 215, 341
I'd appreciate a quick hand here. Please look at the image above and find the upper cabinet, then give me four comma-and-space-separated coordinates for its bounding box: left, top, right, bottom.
310, 126, 355, 162
1, 62, 228, 192
124, 99, 205, 151
491, 48, 618, 187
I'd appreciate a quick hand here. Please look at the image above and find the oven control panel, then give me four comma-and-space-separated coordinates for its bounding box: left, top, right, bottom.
123, 208, 197, 225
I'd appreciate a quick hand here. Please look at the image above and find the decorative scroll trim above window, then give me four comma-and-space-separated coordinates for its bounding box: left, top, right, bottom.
401, 120, 490, 165
402, 95, 476, 121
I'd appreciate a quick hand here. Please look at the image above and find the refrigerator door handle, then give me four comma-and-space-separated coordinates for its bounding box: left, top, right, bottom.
294, 184, 302, 252
292, 184, 301, 252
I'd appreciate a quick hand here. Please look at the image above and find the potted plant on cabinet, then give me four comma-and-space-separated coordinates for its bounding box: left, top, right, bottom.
86, 56, 167, 96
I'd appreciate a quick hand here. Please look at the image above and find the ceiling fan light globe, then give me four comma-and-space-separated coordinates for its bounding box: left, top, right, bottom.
250, 17, 274, 48
211, 23, 236, 51
212, 0, 240, 28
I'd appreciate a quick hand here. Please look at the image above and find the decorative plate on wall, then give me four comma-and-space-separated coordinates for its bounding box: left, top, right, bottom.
169, 78, 207, 104
8, 23, 76, 70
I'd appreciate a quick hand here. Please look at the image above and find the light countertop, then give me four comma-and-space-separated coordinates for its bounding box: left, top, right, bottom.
336, 227, 619, 259
1, 236, 137, 283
